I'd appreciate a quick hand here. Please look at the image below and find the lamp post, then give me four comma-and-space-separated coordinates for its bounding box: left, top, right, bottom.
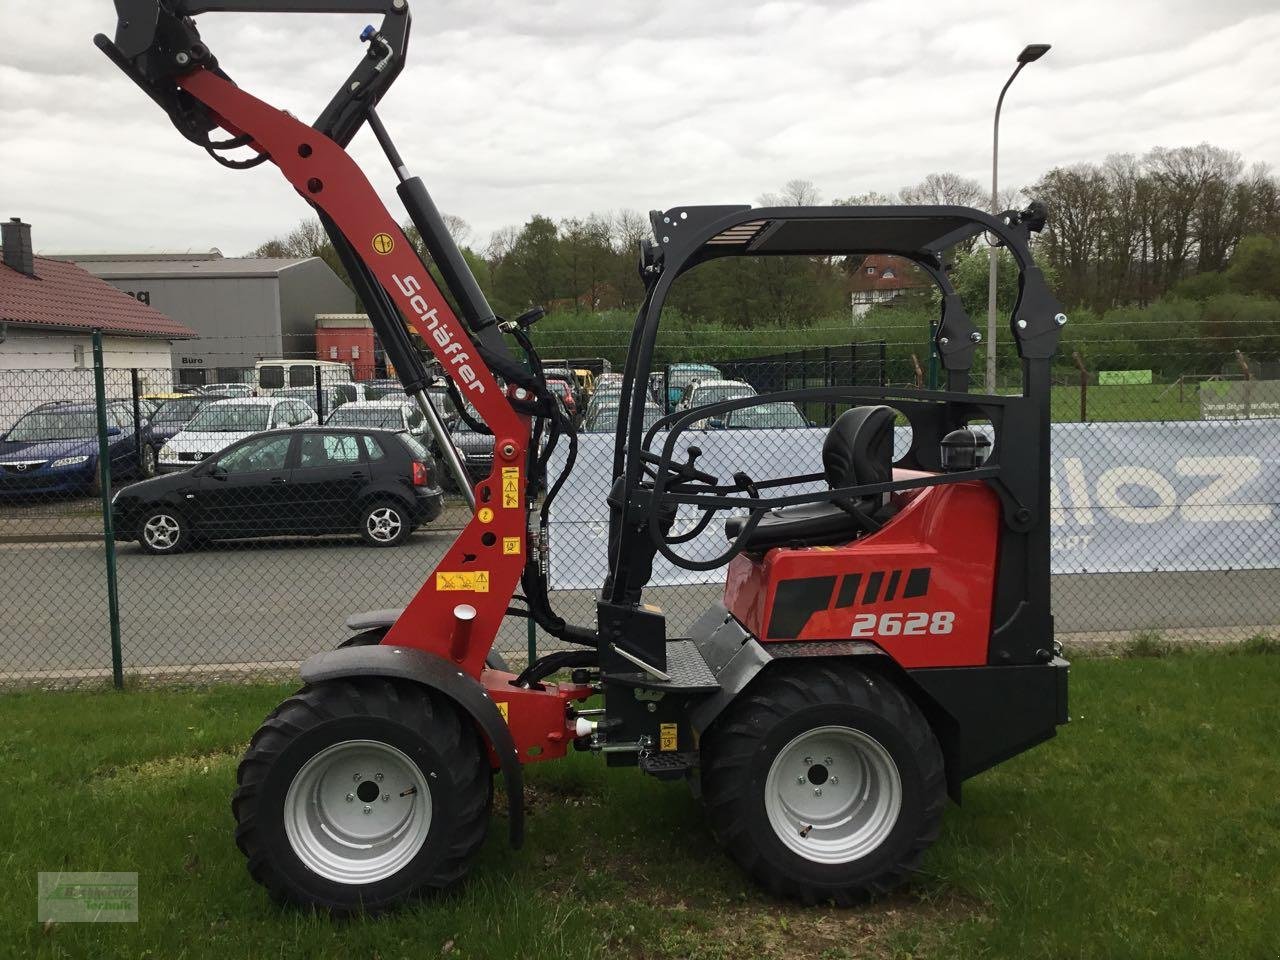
986, 43, 1050, 393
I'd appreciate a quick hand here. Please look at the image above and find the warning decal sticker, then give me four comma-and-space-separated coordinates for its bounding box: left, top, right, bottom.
436, 570, 490, 592
659, 723, 678, 752
502, 536, 521, 555
501, 466, 520, 508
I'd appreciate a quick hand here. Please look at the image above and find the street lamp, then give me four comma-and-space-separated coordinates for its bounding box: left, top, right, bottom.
986, 43, 1050, 393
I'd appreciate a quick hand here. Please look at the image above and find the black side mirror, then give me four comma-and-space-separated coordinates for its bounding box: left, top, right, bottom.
708, 418, 725, 430
209, 464, 228, 480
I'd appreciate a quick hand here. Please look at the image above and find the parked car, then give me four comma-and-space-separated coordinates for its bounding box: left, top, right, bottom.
0, 398, 154, 496
666, 362, 721, 410
543, 367, 584, 408
325, 399, 431, 445
545, 378, 577, 421
583, 401, 663, 434
447, 410, 494, 482
146, 392, 235, 454
114, 427, 443, 553
197, 382, 253, 398
274, 383, 365, 419
717, 401, 811, 430
584, 383, 623, 422
679, 378, 757, 429
158, 397, 316, 472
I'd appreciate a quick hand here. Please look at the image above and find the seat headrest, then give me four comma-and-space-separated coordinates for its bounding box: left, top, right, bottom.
822, 405, 895, 489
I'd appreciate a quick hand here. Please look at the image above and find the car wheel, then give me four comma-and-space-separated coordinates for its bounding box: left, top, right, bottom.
360, 501, 409, 547
137, 507, 191, 555
700, 662, 945, 904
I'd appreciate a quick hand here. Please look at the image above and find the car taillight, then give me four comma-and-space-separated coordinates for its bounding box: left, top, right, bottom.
412, 460, 430, 486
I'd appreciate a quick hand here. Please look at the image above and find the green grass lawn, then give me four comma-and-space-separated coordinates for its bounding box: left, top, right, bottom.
1048, 381, 1203, 423
3, 653, 1278, 960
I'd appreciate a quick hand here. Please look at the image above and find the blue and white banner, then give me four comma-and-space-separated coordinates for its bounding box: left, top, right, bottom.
546, 419, 1280, 589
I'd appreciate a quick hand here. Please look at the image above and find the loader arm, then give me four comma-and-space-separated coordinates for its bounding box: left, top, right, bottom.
96, 1, 531, 678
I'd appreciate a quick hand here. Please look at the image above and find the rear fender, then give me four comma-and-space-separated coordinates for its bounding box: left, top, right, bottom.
300, 645, 524, 848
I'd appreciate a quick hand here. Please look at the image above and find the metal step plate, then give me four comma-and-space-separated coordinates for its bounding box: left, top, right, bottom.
604, 640, 720, 692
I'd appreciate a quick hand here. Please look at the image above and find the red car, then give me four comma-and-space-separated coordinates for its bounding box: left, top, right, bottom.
545, 378, 577, 419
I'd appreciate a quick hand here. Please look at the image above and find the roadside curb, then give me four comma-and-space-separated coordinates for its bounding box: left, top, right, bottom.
0, 533, 102, 544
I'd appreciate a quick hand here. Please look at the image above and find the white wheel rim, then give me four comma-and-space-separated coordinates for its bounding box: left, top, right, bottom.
764, 725, 902, 864
366, 507, 402, 542
284, 739, 432, 885
142, 513, 180, 550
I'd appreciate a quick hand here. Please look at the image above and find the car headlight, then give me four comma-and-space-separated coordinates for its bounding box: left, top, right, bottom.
51, 455, 90, 469
159, 443, 175, 460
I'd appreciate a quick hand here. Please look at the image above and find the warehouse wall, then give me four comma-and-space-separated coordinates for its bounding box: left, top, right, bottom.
277, 261, 356, 360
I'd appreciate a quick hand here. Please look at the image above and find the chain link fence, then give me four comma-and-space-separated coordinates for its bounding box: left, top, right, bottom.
1, 337, 1277, 688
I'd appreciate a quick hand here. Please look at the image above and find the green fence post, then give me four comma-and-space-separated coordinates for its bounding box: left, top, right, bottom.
93, 330, 125, 689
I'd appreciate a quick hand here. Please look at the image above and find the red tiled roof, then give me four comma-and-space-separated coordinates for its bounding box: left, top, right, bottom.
0, 257, 197, 339
848, 254, 931, 293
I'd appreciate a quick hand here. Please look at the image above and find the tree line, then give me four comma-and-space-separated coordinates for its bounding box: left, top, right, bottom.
252, 142, 1280, 379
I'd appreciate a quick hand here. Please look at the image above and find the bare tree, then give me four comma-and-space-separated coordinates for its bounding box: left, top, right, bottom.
898, 172, 985, 207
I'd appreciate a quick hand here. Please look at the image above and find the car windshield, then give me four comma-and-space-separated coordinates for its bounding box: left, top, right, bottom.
153, 397, 207, 422
427, 388, 456, 417
670, 365, 720, 389
690, 385, 753, 406
7, 409, 96, 441
327, 406, 404, 430
587, 404, 662, 433
277, 388, 319, 406
726, 402, 808, 429
184, 404, 270, 433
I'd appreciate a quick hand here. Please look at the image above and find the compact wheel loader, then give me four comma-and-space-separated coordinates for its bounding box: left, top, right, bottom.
98, 0, 1069, 912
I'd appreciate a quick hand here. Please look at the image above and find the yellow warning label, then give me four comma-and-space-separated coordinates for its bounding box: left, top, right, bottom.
477, 507, 494, 523
501, 466, 520, 508
496, 701, 509, 723
372, 232, 395, 255
436, 570, 490, 592
502, 536, 521, 555
659, 723, 678, 752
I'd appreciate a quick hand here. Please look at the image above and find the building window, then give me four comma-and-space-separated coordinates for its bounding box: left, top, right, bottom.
882, 269, 895, 280
351, 345, 360, 360
865, 266, 875, 275
73, 344, 85, 368
329, 346, 339, 360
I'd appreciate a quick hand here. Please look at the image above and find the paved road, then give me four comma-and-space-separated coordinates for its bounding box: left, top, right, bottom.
2, 523, 1277, 676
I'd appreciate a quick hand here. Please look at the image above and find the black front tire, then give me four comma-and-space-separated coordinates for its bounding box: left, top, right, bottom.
136, 506, 191, 555
232, 677, 491, 914
700, 662, 945, 904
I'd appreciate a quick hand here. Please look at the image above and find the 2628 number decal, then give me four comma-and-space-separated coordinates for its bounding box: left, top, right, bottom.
850, 611, 955, 638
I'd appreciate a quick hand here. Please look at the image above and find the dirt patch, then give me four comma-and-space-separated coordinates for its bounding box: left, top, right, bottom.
632, 890, 980, 960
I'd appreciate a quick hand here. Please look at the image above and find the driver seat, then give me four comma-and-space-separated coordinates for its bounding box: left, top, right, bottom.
724, 405, 896, 552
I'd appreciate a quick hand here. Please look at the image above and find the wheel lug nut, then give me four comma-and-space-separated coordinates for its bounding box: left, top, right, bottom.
383, 794, 390, 802
796, 776, 806, 785
803, 757, 813, 765
363, 805, 372, 815
374, 773, 384, 782
814, 788, 823, 797
824, 757, 832, 765
830, 777, 839, 785
345, 793, 354, 802
352, 773, 361, 782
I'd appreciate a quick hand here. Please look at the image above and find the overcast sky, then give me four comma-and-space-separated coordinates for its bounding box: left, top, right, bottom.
3, 1, 1278, 256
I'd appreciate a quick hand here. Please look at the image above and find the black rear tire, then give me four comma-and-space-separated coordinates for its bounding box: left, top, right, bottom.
359, 499, 410, 547
700, 662, 945, 904
232, 677, 491, 914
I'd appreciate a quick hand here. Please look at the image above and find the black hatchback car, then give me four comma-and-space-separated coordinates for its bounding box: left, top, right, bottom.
112, 427, 443, 554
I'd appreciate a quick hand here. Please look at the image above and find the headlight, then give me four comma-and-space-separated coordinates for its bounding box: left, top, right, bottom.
51, 455, 90, 468
159, 443, 175, 460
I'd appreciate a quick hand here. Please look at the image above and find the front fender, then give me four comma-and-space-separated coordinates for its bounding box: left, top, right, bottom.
300, 645, 524, 848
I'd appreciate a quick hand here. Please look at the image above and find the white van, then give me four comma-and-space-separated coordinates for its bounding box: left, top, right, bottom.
255, 359, 352, 396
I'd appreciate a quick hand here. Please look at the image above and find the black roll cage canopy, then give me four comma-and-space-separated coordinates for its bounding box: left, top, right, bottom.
606, 203, 1065, 666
